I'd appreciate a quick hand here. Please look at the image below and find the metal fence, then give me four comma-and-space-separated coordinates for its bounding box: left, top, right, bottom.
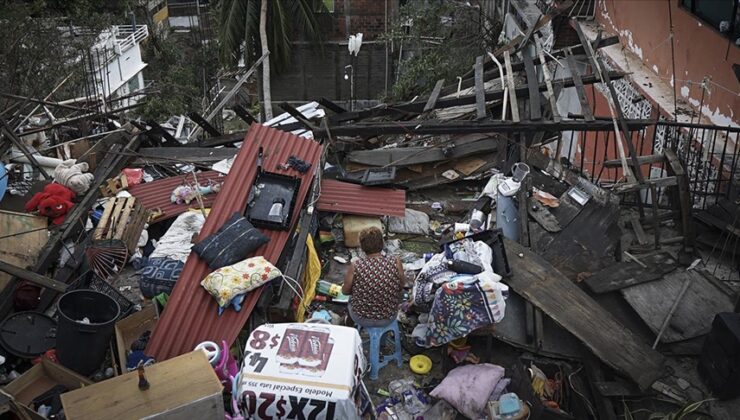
559, 120, 740, 211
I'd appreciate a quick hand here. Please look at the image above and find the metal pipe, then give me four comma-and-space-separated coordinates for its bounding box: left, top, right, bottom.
488, 52, 507, 120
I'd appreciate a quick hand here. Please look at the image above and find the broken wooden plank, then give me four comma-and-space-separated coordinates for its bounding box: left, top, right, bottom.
318, 97, 348, 114
0, 116, 51, 179
564, 48, 594, 121
629, 213, 650, 245
454, 157, 487, 176
188, 113, 222, 137
665, 148, 693, 246
621, 269, 735, 343
232, 105, 256, 124
438, 35, 620, 97
584, 251, 677, 293
0, 211, 48, 292
503, 51, 520, 122
348, 137, 497, 167
0, 260, 68, 293
522, 52, 542, 121
424, 79, 445, 113
474, 57, 486, 120
134, 147, 237, 165
528, 197, 562, 232
534, 34, 560, 122
504, 238, 665, 390
319, 118, 654, 137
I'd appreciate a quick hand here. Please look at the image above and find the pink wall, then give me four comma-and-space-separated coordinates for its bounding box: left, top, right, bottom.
596, 0, 739, 127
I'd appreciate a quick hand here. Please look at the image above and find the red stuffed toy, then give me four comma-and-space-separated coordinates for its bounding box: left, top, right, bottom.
25, 183, 76, 225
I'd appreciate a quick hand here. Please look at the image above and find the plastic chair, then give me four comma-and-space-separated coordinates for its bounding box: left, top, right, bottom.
357, 319, 403, 380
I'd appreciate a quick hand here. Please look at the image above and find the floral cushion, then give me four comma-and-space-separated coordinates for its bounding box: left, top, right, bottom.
200, 256, 282, 310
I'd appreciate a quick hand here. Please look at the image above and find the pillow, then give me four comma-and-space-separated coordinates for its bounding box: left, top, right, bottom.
136, 257, 184, 298
192, 212, 270, 269
201, 256, 282, 311
429, 363, 505, 419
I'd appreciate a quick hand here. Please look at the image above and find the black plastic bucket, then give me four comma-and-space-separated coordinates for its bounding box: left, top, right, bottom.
56, 289, 120, 375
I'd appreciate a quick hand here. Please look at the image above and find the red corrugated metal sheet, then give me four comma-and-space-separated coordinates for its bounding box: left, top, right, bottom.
128, 171, 225, 221
146, 124, 323, 361
316, 179, 406, 217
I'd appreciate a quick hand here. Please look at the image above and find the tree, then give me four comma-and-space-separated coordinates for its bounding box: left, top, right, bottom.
217, 0, 325, 118
259, 0, 272, 120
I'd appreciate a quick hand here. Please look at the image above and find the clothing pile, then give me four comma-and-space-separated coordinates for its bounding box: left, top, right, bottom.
411, 237, 508, 347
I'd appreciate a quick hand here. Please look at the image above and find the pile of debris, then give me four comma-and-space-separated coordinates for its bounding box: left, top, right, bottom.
0, 15, 739, 420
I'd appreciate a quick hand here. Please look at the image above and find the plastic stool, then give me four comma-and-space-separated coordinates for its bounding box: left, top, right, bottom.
357, 319, 403, 380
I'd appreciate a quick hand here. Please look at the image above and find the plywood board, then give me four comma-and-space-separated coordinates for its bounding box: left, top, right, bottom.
504, 239, 664, 390
61, 351, 223, 420
621, 269, 735, 343
0, 211, 48, 291
585, 252, 677, 293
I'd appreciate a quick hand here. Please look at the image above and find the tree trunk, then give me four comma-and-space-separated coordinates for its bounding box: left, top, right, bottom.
260, 0, 273, 121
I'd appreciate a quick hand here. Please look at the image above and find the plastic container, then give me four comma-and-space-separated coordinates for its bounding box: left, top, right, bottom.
0, 312, 56, 358
441, 229, 512, 277
56, 290, 120, 375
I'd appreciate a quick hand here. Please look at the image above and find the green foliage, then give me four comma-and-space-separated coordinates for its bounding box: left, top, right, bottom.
383, 1, 501, 102
135, 32, 219, 121
215, 0, 325, 73
0, 0, 130, 102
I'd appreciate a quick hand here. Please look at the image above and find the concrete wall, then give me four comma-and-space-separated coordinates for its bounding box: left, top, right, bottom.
595, 0, 739, 127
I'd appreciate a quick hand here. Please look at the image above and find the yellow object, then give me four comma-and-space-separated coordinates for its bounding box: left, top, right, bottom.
296, 235, 321, 322
409, 355, 433, 375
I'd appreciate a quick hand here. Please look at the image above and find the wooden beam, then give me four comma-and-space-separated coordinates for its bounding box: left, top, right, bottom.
504, 238, 665, 390
188, 113, 222, 137
0, 116, 52, 179
503, 51, 520, 122
146, 120, 179, 145
318, 97, 348, 114
522, 52, 542, 121
438, 35, 620, 97
604, 154, 665, 168
564, 48, 594, 121
278, 103, 319, 132
534, 34, 560, 122
319, 119, 655, 137
329, 71, 626, 123
0, 260, 67, 293
424, 79, 445, 112
474, 57, 487, 120
232, 105, 257, 124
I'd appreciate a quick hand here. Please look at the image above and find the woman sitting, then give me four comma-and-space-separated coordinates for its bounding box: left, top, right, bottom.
342, 227, 404, 328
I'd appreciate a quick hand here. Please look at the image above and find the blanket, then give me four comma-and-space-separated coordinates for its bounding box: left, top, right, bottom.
424, 275, 506, 347
150, 210, 206, 262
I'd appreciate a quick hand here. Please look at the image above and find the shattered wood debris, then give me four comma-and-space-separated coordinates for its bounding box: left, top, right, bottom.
1, 10, 739, 420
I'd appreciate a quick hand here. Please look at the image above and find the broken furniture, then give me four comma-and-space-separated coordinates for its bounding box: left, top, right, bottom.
4, 359, 93, 420
61, 351, 224, 419
504, 239, 664, 390
93, 197, 149, 253
99, 172, 128, 197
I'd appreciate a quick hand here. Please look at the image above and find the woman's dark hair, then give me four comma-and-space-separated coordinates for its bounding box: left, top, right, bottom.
359, 227, 384, 254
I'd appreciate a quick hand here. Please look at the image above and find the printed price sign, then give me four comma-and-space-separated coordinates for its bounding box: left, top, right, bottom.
236, 323, 366, 420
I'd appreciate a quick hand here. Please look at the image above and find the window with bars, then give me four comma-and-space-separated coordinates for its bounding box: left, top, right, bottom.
680, 0, 740, 45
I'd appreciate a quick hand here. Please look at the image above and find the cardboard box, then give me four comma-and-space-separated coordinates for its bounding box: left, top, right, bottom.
114, 304, 159, 375
3, 359, 93, 420
61, 351, 224, 420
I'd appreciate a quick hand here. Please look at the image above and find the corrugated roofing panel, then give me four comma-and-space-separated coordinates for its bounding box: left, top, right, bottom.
316, 179, 406, 217
128, 171, 225, 221
146, 124, 323, 361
